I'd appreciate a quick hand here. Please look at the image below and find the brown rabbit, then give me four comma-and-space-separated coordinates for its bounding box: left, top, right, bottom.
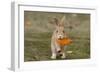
51, 16, 67, 59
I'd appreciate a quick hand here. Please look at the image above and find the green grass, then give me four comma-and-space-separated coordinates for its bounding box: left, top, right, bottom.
24, 32, 51, 61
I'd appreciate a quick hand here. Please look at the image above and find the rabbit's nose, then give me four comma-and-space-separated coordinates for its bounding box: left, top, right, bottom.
59, 35, 63, 39
59, 36, 62, 38
58, 36, 62, 40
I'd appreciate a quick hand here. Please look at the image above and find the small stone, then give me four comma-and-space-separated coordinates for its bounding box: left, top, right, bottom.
67, 51, 73, 54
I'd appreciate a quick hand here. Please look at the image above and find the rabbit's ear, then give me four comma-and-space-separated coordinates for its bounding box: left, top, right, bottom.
53, 18, 59, 26
59, 16, 65, 26
49, 18, 59, 26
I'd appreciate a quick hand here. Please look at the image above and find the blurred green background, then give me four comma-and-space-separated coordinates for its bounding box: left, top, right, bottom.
24, 11, 90, 62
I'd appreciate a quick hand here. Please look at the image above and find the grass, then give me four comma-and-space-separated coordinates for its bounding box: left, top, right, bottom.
24, 32, 90, 62
24, 32, 51, 61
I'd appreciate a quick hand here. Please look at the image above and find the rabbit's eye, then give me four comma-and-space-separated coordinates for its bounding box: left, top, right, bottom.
63, 30, 65, 33
56, 30, 58, 33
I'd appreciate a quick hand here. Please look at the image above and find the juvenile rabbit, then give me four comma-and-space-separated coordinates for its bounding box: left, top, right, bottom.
51, 16, 67, 59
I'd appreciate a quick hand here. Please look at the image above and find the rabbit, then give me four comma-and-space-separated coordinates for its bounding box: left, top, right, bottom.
51, 16, 67, 59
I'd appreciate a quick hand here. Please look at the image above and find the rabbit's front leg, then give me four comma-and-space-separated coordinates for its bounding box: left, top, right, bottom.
51, 43, 57, 59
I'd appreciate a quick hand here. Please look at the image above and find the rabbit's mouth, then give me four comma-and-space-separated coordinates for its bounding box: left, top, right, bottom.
57, 35, 64, 40
58, 38, 63, 40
